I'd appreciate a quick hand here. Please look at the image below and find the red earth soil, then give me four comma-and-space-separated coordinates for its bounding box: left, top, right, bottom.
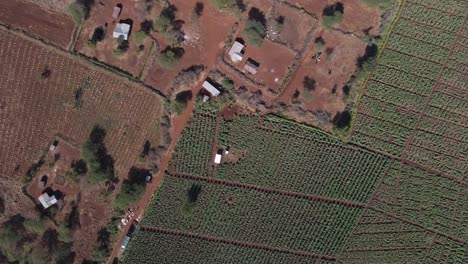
288, 0, 381, 36
142, 0, 237, 95
76, 0, 158, 77
227, 39, 296, 93
278, 28, 367, 113
0, 0, 75, 49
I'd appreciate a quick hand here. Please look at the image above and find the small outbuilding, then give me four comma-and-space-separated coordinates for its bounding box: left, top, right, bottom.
113, 23, 131, 40
38, 192, 57, 209
228, 41, 245, 63
244, 58, 260, 74
202, 81, 221, 97
214, 148, 223, 164
113, 6, 121, 18
49, 140, 58, 152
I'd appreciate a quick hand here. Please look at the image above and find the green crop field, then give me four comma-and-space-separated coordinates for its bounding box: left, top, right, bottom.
121, 0, 467, 262
353, 0, 468, 180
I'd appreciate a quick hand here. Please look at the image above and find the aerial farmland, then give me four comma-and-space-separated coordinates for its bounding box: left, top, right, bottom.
0, 0, 466, 263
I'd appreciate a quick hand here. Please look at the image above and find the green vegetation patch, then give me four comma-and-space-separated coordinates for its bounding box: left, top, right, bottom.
122, 229, 319, 263
243, 19, 266, 47
142, 176, 362, 256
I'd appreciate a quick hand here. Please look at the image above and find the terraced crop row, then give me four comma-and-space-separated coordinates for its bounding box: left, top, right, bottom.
353, 1, 468, 179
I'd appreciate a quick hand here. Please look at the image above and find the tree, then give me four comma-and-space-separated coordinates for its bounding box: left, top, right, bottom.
187, 183, 202, 204
81, 126, 116, 184
115, 167, 150, 210
322, 3, 344, 29
243, 19, 265, 46
67, 0, 94, 24
158, 47, 184, 69
194, 2, 204, 16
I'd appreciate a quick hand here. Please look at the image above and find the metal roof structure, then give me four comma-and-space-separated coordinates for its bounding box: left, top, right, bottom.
228, 41, 245, 63
113, 23, 130, 40
38, 192, 57, 209
202, 81, 220, 97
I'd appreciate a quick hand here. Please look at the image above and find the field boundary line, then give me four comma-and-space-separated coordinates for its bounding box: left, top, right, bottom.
405, 1, 463, 17
140, 225, 337, 260
400, 12, 468, 165
348, 0, 406, 138
392, 32, 453, 50
166, 172, 366, 208
368, 207, 468, 245
336, 159, 395, 259
399, 16, 458, 34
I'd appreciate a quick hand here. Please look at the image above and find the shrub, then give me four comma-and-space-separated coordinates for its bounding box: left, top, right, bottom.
23, 219, 47, 235
212, 0, 243, 15
194, 2, 204, 16
113, 40, 129, 56
57, 225, 73, 243
67, 1, 89, 24
159, 49, 182, 69
221, 78, 234, 90
154, 14, 171, 33
322, 3, 344, 29
362, 0, 393, 11
171, 90, 192, 115
115, 168, 150, 210
133, 30, 146, 45
243, 19, 265, 46
81, 126, 115, 184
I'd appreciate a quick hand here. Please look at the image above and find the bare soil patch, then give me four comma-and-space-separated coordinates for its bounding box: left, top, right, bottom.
0, 0, 75, 48
288, 0, 381, 36
142, 0, 237, 95
76, 0, 158, 77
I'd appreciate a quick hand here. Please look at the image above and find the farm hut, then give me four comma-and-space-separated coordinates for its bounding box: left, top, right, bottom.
112, 6, 121, 18
38, 175, 48, 188
38, 192, 57, 209
244, 58, 260, 74
49, 140, 58, 151
113, 23, 131, 40
228, 41, 245, 63
202, 81, 221, 97
121, 236, 131, 251
214, 148, 223, 164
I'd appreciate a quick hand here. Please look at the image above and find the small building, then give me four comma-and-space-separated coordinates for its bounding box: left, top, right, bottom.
228, 41, 245, 63
112, 6, 121, 18
113, 23, 131, 40
38, 192, 57, 209
145, 175, 152, 183
38, 175, 48, 188
202, 81, 220, 97
244, 58, 260, 74
214, 148, 223, 164
49, 140, 58, 152
121, 236, 131, 251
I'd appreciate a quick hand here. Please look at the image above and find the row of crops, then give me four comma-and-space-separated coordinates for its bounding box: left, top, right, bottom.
352, 0, 468, 179
370, 161, 468, 241
216, 115, 390, 203
341, 209, 467, 263
169, 113, 218, 177
142, 175, 363, 256
120, 230, 321, 264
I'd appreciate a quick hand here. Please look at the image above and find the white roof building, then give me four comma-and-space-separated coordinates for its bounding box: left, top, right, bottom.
202, 81, 220, 97
214, 153, 222, 164
228, 41, 245, 63
38, 193, 57, 209
113, 7, 121, 18
113, 23, 131, 40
